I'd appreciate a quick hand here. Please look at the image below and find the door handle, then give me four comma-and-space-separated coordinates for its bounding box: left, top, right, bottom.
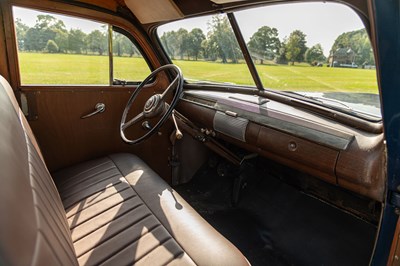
81, 103, 106, 119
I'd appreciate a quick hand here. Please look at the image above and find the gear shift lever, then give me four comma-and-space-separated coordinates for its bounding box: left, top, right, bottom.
171, 110, 183, 140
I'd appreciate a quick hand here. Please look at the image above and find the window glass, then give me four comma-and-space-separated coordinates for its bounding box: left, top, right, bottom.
13, 7, 150, 85
13, 7, 109, 85
235, 3, 380, 118
158, 3, 380, 119
112, 31, 150, 83
157, 14, 254, 86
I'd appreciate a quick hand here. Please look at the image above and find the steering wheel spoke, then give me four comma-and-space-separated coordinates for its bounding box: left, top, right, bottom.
161, 75, 179, 100
120, 64, 183, 144
122, 112, 144, 131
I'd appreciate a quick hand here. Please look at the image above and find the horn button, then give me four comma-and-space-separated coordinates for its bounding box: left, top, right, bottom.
144, 94, 164, 118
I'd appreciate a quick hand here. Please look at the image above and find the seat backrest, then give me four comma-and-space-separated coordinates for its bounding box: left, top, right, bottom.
0, 76, 78, 265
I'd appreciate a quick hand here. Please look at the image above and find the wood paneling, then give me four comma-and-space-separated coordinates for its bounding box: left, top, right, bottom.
29, 87, 174, 181
337, 133, 385, 201
256, 125, 338, 184
0, 4, 10, 82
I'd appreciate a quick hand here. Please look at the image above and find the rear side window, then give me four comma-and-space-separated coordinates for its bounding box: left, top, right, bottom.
13, 6, 150, 85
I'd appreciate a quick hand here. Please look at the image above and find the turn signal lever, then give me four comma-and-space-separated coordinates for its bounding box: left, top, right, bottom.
171, 110, 183, 140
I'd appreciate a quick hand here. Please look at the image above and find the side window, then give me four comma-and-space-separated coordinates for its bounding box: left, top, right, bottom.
12, 6, 150, 85
112, 31, 150, 84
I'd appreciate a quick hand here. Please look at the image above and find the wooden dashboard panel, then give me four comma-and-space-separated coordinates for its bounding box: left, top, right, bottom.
256, 125, 338, 184
177, 90, 385, 202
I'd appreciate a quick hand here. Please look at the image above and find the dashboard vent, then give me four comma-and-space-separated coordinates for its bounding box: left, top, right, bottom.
214, 111, 248, 142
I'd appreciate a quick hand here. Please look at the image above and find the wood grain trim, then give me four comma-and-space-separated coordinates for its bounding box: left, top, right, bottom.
0, 4, 11, 82
74, 0, 120, 12
177, 100, 338, 184
1, 0, 20, 90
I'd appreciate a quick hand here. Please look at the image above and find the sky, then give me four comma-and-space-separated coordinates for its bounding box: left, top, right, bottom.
13, 2, 365, 57
13, 6, 105, 33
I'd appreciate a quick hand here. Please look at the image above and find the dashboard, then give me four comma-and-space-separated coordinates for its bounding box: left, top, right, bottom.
177, 90, 385, 202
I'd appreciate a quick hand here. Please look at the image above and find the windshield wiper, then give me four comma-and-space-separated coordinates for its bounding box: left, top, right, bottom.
297, 92, 353, 111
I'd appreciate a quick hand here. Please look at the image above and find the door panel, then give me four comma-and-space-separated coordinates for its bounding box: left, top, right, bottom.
25, 85, 173, 182
3, 0, 173, 182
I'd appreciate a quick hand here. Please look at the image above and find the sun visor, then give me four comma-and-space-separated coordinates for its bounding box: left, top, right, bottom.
125, 0, 184, 24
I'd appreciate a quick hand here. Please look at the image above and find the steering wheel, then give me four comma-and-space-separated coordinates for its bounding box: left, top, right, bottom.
120, 64, 183, 144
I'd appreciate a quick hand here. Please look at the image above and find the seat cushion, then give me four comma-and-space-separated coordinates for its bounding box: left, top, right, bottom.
53, 153, 249, 266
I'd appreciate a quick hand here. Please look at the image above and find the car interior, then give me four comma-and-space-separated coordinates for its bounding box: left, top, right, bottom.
0, 0, 397, 265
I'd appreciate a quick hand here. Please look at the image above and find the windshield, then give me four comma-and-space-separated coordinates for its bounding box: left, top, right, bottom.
158, 14, 254, 86
157, 2, 380, 120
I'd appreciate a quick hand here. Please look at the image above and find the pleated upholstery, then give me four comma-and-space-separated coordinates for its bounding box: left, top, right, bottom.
53, 156, 196, 266
26, 135, 78, 265
0, 76, 78, 265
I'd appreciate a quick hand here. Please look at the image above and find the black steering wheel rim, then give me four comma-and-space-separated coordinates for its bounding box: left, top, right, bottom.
120, 64, 183, 144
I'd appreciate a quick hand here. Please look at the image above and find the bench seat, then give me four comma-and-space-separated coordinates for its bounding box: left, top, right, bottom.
0, 75, 249, 266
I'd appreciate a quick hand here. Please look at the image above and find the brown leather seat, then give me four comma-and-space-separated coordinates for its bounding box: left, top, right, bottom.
0, 76, 249, 266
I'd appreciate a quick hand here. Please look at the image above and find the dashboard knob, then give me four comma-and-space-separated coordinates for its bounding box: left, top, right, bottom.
288, 141, 297, 151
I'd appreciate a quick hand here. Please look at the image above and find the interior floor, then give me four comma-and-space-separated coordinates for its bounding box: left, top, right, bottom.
174, 156, 378, 266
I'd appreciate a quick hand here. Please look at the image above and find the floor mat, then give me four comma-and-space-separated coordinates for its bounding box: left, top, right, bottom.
175, 162, 377, 266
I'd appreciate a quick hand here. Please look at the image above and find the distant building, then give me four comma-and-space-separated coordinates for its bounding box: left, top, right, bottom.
329, 47, 356, 67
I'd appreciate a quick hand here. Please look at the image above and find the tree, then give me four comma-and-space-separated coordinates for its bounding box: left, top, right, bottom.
206, 15, 241, 63
87, 30, 107, 55
247, 26, 280, 64
285, 30, 308, 64
274, 38, 287, 64
305, 44, 326, 65
23, 15, 68, 52
15, 18, 29, 51
24, 28, 41, 51
33, 15, 59, 50
45, 40, 59, 53
68, 29, 86, 54
52, 21, 68, 53
188, 28, 205, 60
330, 29, 374, 65
54, 31, 68, 53
177, 28, 190, 60
160, 31, 179, 59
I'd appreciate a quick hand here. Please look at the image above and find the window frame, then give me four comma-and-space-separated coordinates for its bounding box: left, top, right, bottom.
112, 26, 155, 86
153, 1, 381, 124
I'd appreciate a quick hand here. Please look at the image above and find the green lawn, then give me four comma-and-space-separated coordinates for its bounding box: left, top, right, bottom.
18, 52, 378, 94
174, 60, 378, 93
18, 53, 151, 85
